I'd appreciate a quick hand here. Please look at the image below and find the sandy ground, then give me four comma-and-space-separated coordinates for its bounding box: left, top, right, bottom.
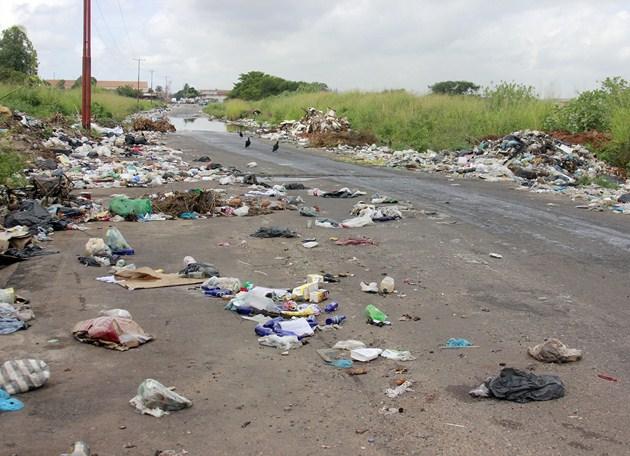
1, 107, 629, 456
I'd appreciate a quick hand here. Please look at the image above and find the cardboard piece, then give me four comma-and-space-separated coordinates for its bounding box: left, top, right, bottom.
114, 267, 205, 290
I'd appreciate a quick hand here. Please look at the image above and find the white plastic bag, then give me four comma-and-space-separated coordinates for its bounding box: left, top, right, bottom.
129, 378, 192, 418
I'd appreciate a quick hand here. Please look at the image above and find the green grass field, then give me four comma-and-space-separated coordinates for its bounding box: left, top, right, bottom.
0, 84, 155, 122
206, 90, 555, 151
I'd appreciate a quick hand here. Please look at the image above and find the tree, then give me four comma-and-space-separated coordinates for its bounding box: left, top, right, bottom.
173, 83, 200, 99
429, 80, 480, 96
0, 26, 38, 76
229, 71, 328, 100
155, 85, 163, 93
71, 76, 97, 89
115, 85, 141, 98
56, 79, 66, 90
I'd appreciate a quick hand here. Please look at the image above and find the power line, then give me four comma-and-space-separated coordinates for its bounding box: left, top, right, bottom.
93, 0, 126, 58
115, 0, 136, 56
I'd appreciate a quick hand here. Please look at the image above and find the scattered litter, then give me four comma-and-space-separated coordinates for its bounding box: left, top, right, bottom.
365, 304, 390, 326
60, 441, 90, 456
302, 241, 319, 249
597, 373, 619, 382
333, 340, 366, 350
251, 227, 297, 238
105, 226, 134, 255
347, 367, 368, 376
329, 359, 353, 369
379, 276, 395, 294
360, 282, 378, 293
443, 338, 474, 348
129, 378, 192, 418
385, 380, 414, 398
381, 349, 416, 361
0, 388, 23, 412
335, 237, 376, 246
299, 206, 318, 217
528, 338, 583, 363
489, 253, 503, 259
73, 315, 152, 351
379, 406, 403, 415
469, 367, 565, 403
0, 359, 50, 394
113, 267, 206, 290
258, 334, 302, 350
351, 348, 383, 362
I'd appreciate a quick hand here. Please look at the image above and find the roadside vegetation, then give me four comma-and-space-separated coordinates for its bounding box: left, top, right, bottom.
0, 84, 154, 122
207, 76, 630, 169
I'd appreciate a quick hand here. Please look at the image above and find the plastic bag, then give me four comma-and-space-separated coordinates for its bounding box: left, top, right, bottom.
105, 227, 134, 255
258, 334, 302, 350
129, 378, 192, 418
178, 263, 219, 279
0, 388, 23, 412
109, 196, 152, 217
202, 277, 241, 293
85, 238, 112, 257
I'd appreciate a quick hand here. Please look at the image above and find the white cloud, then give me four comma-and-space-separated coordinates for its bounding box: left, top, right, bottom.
1, 0, 629, 97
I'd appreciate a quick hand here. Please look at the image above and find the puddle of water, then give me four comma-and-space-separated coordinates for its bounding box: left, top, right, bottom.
169, 116, 227, 132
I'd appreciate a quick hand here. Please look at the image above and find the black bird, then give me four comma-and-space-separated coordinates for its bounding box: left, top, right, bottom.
245, 137, 251, 148
238, 130, 243, 138
272, 140, 279, 153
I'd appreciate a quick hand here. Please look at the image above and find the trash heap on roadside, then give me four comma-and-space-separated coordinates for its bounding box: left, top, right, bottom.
240, 106, 630, 214
336, 130, 630, 213
258, 107, 351, 145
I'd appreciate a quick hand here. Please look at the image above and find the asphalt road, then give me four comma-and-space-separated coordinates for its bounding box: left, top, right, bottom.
1, 106, 629, 455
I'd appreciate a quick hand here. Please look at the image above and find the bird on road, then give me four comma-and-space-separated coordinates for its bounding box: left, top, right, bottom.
238, 130, 243, 138
272, 140, 279, 152
245, 137, 251, 148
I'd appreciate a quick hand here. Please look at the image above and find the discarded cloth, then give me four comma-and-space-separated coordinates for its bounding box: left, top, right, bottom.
72, 316, 153, 350
528, 338, 583, 363
0, 359, 50, 394
178, 262, 220, 279
0, 317, 26, 334
469, 367, 565, 403
251, 227, 297, 238
130, 378, 192, 418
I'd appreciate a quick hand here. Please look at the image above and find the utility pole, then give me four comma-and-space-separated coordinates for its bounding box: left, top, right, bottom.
81, 0, 91, 129
149, 70, 154, 91
133, 58, 145, 106
164, 75, 169, 100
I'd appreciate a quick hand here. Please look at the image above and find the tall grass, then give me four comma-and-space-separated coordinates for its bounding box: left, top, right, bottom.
0, 84, 155, 122
210, 90, 554, 151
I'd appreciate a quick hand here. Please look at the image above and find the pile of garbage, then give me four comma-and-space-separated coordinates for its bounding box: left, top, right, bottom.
131, 117, 176, 133
259, 107, 351, 145
335, 131, 630, 214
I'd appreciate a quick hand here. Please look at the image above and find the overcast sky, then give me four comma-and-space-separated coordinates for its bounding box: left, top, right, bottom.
2, 0, 629, 97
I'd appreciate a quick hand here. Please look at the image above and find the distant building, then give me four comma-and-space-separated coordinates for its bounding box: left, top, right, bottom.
46, 79, 149, 92
198, 89, 230, 103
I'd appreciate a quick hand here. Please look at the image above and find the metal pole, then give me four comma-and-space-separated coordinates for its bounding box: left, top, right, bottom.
150, 70, 154, 91
133, 58, 145, 106
81, 0, 91, 129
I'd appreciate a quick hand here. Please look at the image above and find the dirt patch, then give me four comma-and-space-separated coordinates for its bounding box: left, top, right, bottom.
306, 130, 378, 148
550, 130, 611, 149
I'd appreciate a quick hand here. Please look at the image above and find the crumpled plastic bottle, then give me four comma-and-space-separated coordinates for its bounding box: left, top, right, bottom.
365, 304, 390, 326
